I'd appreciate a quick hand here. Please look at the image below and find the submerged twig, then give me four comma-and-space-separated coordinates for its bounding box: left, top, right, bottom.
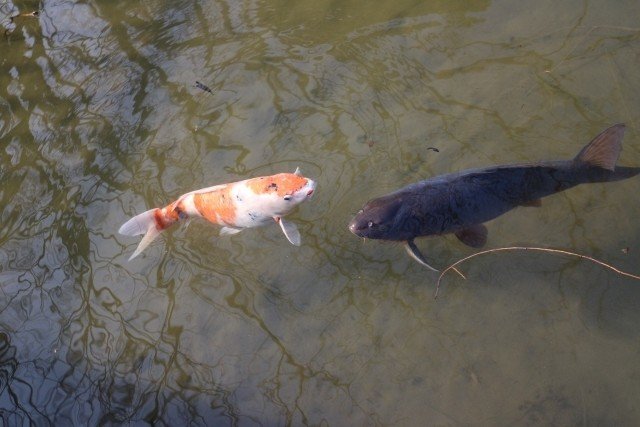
10, 10, 40, 22
5, 10, 40, 37
434, 246, 640, 299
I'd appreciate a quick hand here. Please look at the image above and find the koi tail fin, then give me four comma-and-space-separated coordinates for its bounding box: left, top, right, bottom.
119, 208, 164, 261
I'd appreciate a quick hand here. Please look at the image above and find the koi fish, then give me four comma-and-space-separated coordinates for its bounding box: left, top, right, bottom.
119, 168, 316, 260
349, 124, 640, 270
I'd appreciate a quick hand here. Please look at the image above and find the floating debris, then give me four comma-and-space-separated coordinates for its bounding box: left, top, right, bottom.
5, 10, 40, 36
195, 81, 213, 94
10, 10, 40, 22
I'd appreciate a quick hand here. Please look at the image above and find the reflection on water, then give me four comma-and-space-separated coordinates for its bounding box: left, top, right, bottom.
1, 0, 640, 424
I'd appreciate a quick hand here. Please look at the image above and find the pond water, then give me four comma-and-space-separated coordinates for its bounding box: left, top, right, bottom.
2, 0, 640, 425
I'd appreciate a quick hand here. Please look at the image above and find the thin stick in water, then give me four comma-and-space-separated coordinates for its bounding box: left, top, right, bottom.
434, 246, 640, 299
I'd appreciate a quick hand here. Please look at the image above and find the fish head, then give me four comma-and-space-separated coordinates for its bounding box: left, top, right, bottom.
274, 172, 316, 206
349, 195, 407, 240
246, 171, 316, 215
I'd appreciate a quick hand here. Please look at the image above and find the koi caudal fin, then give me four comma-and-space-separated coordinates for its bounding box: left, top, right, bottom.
119, 208, 167, 261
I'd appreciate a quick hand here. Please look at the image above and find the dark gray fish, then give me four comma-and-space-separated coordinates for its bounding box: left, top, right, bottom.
348, 124, 640, 270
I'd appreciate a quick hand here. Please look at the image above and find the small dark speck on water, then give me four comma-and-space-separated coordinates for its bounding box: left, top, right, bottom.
427, 147, 439, 152
195, 81, 213, 94
357, 134, 375, 147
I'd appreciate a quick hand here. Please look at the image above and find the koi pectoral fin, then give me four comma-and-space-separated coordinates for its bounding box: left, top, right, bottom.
276, 217, 301, 246
220, 226, 242, 236
404, 240, 439, 272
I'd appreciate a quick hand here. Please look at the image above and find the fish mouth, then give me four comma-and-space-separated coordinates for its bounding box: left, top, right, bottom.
348, 221, 364, 236
305, 179, 317, 197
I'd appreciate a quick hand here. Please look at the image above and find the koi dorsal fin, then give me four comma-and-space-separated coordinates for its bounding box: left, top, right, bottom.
574, 124, 625, 171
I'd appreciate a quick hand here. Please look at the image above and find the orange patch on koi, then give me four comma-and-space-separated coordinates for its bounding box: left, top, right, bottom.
246, 173, 307, 197
193, 185, 236, 225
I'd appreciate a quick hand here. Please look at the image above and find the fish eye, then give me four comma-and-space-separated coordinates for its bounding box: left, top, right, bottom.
284, 195, 292, 201
367, 221, 374, 228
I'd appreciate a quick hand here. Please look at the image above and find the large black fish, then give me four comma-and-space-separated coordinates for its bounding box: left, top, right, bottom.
348, 124, 640, 270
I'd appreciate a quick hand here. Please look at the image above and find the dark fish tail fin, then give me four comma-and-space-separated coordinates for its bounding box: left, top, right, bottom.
603, 165, 640, 182
573, 124, 625, 171
572, 123, 640, 182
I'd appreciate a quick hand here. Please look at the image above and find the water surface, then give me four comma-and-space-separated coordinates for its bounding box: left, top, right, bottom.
2, 0, 640, 425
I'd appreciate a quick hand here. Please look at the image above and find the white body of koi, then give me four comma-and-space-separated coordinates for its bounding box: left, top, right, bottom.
119, 168, 316, 260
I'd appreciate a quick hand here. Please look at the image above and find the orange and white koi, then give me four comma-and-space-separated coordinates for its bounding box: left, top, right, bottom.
119, 168, 316, 260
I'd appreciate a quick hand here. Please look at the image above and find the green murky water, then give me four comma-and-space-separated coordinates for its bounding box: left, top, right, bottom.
2, 0, 640, 425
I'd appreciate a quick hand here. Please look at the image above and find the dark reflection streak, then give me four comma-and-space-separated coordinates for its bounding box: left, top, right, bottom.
147, 256, 183, 419
433, 50, 535, 79
82, 267, 125, 418
552, 0, 589, 64
167, 348, 240, 425
533, 73, 592, 122
0, 280, 31, 314
6, 378, 39, 425
94, 315, 171, 422
174, 242, 352, 420
14, 360, 68, 424
338, 43, 404, 160
0, 16, 103, 417
276, 61, 334, 110
192, 1, 222, 69
318, 233, 392, 283
188, 284, 230, 312
224, 277, 350, 420
423, 84, 513, 157
85, 2, 166, 148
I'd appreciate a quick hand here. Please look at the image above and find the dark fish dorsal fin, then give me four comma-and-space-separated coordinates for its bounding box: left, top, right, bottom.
455, 224, 487, 248
574, 124, 625, 171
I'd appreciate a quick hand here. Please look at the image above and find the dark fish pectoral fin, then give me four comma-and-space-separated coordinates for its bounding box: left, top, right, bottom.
455, 224, 488, 248
574, 124, 625, 171
404, 240, 439, 272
